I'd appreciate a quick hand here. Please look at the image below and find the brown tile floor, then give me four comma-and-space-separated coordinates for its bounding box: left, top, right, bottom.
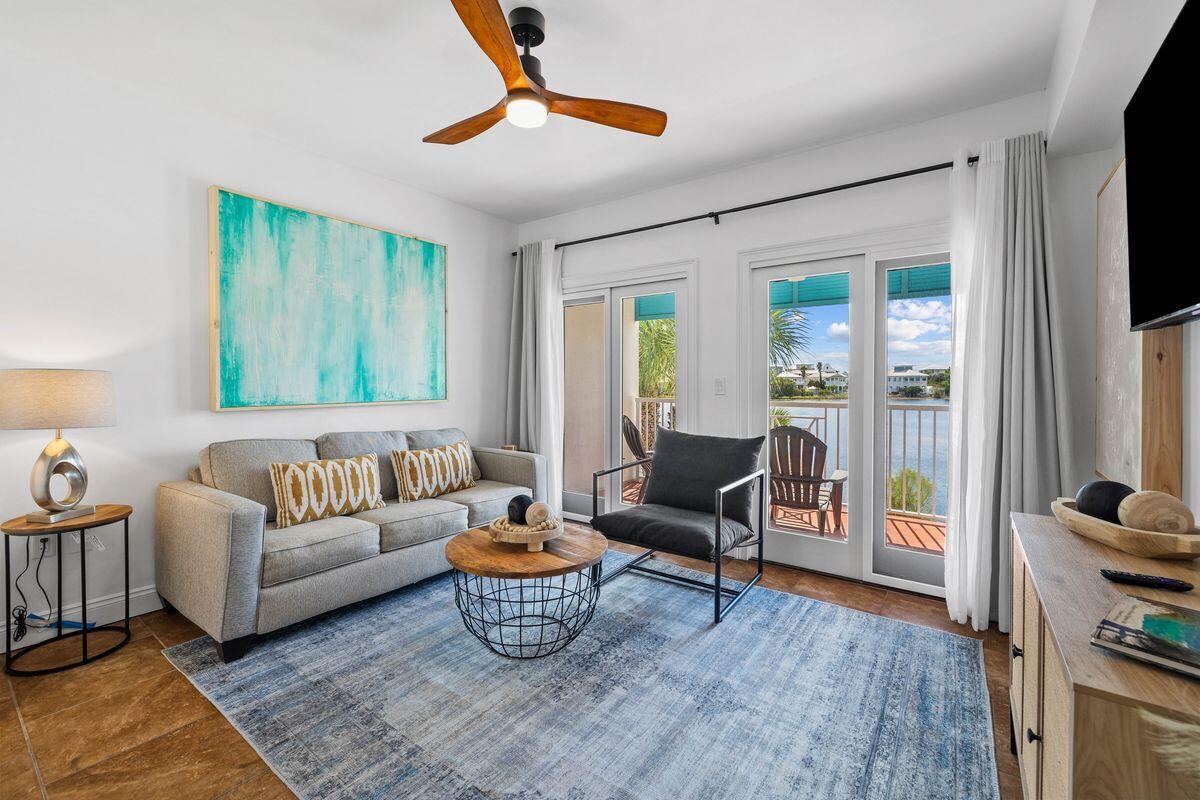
3, 543, 1019, 799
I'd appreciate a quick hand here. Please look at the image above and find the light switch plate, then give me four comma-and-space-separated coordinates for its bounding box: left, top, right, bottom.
714, 377, 727, 396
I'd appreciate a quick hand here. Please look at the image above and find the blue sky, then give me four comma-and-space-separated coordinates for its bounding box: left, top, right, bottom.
785, 296, 952, 373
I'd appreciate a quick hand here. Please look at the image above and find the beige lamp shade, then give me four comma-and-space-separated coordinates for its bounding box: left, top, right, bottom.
0, 369, 116, 430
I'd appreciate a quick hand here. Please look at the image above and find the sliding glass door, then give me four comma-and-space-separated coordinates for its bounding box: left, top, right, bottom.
561, 276, 690, 518
749, 255, 865, 579
608, 279, 689, 511
870, 256, 952, 588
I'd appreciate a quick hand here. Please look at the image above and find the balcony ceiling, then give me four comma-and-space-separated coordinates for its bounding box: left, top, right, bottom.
2, 0, 1065, 222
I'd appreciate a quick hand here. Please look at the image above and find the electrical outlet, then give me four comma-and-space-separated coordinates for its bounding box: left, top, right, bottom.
36, 536, 56, 558
66, 532, 103, 553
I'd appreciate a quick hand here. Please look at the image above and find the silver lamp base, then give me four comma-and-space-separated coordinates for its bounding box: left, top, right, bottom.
25, 433, 92, 525
25, 505, 96, 524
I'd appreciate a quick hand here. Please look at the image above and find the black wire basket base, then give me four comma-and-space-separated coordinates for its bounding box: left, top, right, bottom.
452, 568, 600, 659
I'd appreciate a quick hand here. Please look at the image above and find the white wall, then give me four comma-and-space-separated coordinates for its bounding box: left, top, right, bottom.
0, 52, 517, 636
517, 92, 1097, 483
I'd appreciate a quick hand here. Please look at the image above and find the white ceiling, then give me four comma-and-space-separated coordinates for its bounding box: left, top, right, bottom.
2, 1, 1066, 222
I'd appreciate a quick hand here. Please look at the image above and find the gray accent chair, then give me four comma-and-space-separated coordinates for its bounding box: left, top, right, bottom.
155, 427, 545, 662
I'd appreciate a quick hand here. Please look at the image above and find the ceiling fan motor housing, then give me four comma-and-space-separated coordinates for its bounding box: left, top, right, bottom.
508, 7, 545, 48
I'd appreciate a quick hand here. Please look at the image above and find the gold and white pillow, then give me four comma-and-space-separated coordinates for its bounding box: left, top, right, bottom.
391, 440, 475, 502
269, 454, 386, 528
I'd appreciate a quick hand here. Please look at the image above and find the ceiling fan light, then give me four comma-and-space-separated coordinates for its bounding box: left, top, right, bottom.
506, 95, 548, 129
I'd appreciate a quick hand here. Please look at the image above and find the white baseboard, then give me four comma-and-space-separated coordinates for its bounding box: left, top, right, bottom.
7, 583, 162, 651
562, 512, 592, 524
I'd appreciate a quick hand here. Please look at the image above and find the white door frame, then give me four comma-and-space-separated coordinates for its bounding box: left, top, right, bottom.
561, 258, 699, 522
736, 221, 949, 594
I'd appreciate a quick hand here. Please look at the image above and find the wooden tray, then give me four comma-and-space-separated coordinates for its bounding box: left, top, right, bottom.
1051, 499, 1200, 560
487, 517, 563, 552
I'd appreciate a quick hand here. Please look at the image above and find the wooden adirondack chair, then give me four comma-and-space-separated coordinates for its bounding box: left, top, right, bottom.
768, 426, 848, 536
621, 414, 652, 504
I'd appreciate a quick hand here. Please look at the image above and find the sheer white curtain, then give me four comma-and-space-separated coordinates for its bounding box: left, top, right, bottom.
505, 240, 564, 512
945, 142, 1006, 632
946, 132, 1069, 632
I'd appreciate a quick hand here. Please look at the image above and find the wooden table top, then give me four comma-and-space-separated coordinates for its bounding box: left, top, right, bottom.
445, 526, 607, 579
2, 504, 133, 536
1012, 512, 1200, 719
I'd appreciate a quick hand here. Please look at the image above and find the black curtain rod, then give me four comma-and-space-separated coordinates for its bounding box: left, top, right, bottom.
510, 154, 980, 256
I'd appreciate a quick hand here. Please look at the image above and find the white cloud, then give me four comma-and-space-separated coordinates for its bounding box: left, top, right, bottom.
890, 339, 951, 356
888, 299, 951, 324
887, 317, 941, 341
826, 322, 850, 340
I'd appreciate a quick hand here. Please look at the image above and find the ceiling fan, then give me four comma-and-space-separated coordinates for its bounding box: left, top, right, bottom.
423, 1, 667, 144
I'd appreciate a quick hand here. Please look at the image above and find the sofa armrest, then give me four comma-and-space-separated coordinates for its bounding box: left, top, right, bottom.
155, 481, 266, 643
473, 447, 547, 503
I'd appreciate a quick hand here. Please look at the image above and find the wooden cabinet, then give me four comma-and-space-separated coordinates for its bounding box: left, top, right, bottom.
1010, 514, 1200, 800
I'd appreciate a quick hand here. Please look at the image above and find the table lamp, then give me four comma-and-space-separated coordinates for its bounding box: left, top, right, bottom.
0, 369, 116, 524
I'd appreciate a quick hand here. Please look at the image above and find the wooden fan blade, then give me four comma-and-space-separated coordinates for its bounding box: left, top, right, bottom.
545, 90, 667, 136
450, 0, 529, 91
423, 100, 506, 144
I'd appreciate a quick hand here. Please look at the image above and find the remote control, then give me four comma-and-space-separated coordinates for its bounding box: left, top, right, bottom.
1100, 569, 1194, 592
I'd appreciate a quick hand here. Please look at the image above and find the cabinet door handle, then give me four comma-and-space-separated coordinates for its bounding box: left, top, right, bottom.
1026, 728, 1042, 744
1011, 645, 1023, 659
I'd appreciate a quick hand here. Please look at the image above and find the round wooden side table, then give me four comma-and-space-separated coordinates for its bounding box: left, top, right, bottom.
3, 504, 133, 676
445, 526, 607, 658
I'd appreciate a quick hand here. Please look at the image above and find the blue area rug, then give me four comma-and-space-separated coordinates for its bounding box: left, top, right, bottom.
165, 554, 997, 800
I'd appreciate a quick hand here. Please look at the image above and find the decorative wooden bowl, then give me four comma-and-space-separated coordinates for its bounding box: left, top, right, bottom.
487, 516, 563, 552
1051, 499, 1200, 560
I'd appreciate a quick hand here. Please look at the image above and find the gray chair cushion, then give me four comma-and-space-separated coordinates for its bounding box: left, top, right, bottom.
262, 516, 379, 587
200, 439, 318, 519
352, 499, 467, 551
316, 430, 409, 501
406, 428, 481, 479
591, 504, 754, 561
642, 429, 765, 528
438, 480, 530, 527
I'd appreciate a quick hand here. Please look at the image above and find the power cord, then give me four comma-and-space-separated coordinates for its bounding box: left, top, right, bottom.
10, 537, 55, 641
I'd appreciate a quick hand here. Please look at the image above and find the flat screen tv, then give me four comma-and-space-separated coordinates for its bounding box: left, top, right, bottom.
1125, 0, 1198, 330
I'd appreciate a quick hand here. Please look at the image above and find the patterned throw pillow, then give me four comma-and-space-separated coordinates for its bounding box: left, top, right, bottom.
391, 440, 476, 502
269, 454, 386, 528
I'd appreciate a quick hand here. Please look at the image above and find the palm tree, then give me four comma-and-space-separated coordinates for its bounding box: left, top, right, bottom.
637, 318, 677, 397
797, 364, 810, 381
638, 308, 811, 398
815, 361, 825, 388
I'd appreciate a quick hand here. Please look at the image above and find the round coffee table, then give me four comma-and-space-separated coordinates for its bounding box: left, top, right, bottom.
445, 526, 607, 658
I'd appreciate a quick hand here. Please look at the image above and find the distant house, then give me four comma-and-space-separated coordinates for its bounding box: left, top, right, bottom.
824, 370, 848, 391
886, 365, 929, 395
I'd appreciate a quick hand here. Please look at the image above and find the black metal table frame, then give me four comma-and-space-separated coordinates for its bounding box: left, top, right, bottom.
452, 562, 603, 659
4, 517, 130, 676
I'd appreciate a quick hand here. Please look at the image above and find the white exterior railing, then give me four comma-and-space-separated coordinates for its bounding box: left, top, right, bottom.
770, 399, 949, 521
634, 396, 675, 451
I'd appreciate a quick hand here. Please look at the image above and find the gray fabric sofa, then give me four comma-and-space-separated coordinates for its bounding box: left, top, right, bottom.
155, 427, 545, 661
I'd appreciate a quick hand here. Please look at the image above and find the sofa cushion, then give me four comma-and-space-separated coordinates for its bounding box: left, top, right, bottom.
315, 430, 409, 501
438, 480, 530, 527
352, 499, 468, 551
200, 439, 318, 519
269, 454, 387, 527
262, 516, 379, 587
591, 504, 754, 561
391, 441, 476, 502
406, 428, 481, 479
642, 428, 765, 528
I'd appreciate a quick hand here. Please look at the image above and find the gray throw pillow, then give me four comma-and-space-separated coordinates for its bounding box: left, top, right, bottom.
641, 428, 765, 528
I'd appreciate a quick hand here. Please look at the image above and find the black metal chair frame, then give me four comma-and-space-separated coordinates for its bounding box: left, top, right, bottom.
592, 457, 765, 624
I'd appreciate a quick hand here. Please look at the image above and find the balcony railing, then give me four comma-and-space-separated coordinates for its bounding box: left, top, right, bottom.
770, 399, 948, 522
634, 396, 675, 452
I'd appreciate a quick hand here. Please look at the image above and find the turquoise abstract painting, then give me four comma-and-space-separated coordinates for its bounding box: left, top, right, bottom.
210, 188, 447, 409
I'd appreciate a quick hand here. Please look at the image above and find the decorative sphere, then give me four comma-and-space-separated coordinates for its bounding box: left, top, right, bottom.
526, 501, 552, 525
1075, 480, 1136, 524
507, 494, 533, 525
